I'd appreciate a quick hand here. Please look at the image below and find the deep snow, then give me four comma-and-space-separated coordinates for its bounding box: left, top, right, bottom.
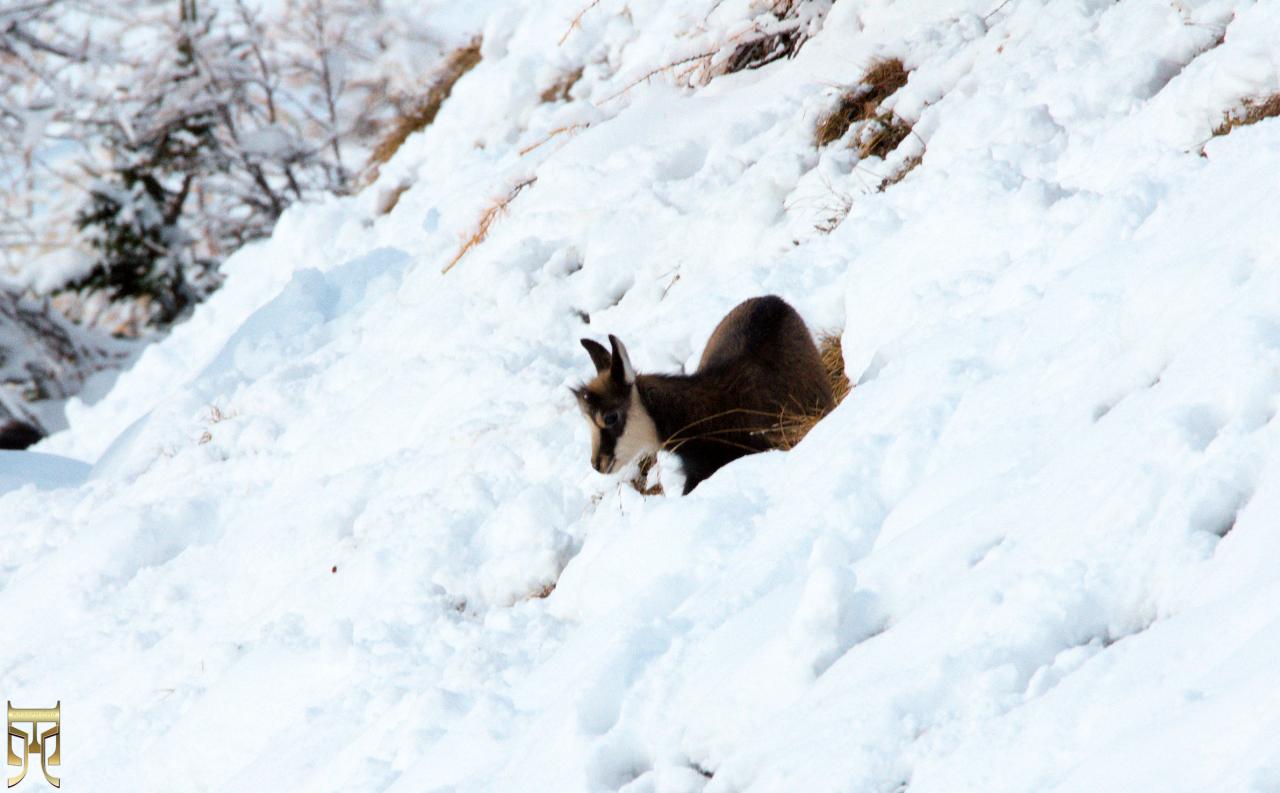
5, 0, 1280, 791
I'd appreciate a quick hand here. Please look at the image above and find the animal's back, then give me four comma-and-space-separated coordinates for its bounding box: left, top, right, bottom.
697, 295, 833, 414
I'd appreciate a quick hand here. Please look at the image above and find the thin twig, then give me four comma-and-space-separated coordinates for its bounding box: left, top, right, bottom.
442, 177, 536, 273
519, 123, 589, 156
558, 0, 602, 46
601, 50, 718, 103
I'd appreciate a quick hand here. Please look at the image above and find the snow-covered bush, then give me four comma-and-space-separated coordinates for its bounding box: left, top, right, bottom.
2, 0, 450, 327
0, 289, 131, 438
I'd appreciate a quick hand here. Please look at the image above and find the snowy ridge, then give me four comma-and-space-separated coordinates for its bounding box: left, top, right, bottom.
6, 1, 1280, 791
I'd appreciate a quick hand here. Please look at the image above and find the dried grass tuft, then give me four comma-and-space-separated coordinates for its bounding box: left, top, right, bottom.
375, 182, 412, 216
816, 58, 909, 147
527, 582, 557, 600
719, 27, 804, 76
855, 111, 912, 159
715, 0, 827, 78
540, 66, 584, 103
1212, 94, 1280, 138
771, 331, 851, 449
605, 2, 828, 101
878, 151, 922, 191
442, 177, 536, 274
628, 454, 665, 496
363, 39, 482, 182
818, 331, 851, 405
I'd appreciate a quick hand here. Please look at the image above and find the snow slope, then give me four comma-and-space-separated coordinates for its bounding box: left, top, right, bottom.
6, 0, 1280, 791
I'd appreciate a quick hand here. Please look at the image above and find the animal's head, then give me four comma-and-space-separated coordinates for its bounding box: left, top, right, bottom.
573, 334, 659, 474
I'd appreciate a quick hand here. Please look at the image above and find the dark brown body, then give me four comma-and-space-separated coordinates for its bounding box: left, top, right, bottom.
0, 419, 43, 450
575, 295, 834, 494
638, 296, 833, 492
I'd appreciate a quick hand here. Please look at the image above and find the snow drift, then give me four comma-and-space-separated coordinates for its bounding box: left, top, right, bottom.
5, 1, 1280, 791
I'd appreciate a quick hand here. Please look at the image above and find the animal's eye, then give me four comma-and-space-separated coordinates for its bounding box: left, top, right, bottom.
603, 410, 621, 427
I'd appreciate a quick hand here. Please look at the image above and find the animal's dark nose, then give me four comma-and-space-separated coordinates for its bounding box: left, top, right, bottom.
592, 455, 613, 473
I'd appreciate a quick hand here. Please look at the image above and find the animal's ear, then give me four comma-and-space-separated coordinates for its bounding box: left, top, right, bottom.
608, 334, 636, 386
580, 338, 611, 373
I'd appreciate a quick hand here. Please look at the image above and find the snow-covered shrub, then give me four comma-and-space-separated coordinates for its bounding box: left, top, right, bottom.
71, 7, 224, 324
713, 0, 835, 78
811, 57, 922, 228
0, 289, 132, 437
3, 0, 450, 328
815, 58, 909, 147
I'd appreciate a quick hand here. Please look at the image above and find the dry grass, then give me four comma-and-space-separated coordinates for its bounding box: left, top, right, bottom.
602, 49, 719, 103
718, 27, 804, 76
363, 39, 482, 181
527, 582, 557, 600
816, 58, 909, 147
541, 66, 584, 103
559, 0, 602, 45
714, 0, 822, 78
603, 2, 827, 101
374, 182, 412, 216
855, 111, 912, 159
628, 454, 665, 496
773, 331, 851, 449
818, 331, 851, 405
808, 58, 919, 231
519, 123, 590, 156
442, 177, 537, 274
877, 151, 923, 191
1212, 94, 1280, 137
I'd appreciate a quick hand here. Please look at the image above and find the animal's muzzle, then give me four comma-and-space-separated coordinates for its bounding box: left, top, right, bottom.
592, 454, 615, 474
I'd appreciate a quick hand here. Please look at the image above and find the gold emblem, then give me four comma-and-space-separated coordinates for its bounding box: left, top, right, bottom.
6, 703, 59, 788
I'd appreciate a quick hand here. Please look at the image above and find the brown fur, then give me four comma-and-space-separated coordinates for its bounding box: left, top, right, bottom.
0, 419, 43, 450
574, 295, 834, 494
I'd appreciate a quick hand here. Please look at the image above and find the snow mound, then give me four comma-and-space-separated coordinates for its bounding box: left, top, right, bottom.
6, 1, 1280, 791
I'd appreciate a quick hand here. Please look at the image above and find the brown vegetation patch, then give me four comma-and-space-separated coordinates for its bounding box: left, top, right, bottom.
772, 331, 851, 449
604, 2, 831, 100
442, 176, 537, 274
715, 0, 829, 78
816, 58, 909, 147
527, 582, 557, 599
719, 27, 804, 76
818, 331, 851, 405
1212, 94, 1280, 138
375, 182, 412, 216
363, 39, 482, 181
541, 66, 584, 103
855, 111, 912, 159
628, 453, 665, 496
877, 151, 922, 191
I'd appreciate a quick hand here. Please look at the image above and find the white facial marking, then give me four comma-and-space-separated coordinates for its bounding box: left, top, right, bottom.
589, 423, 603, 466
612, 385, 659, 468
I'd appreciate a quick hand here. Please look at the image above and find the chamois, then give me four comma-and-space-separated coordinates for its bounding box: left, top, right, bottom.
573, 295, 834, 494
0, 419, 42, 450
